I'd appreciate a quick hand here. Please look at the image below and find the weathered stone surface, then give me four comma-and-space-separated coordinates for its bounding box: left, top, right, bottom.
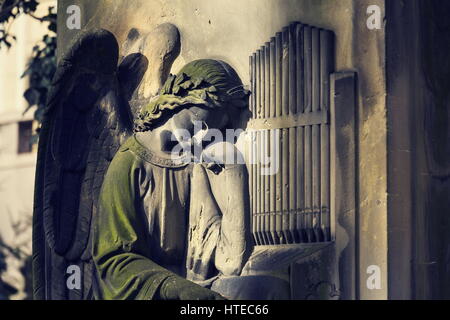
241, 243, 332, 275
123, 23, 181, 100
211, 275, 290, 300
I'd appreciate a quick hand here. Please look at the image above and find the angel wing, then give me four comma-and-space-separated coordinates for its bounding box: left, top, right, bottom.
33, 23, 181, 300
120, 23, 181, 113
32, 29, 149, 300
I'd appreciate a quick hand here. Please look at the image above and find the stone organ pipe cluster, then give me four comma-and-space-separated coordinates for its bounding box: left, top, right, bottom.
248, 22, 334, 245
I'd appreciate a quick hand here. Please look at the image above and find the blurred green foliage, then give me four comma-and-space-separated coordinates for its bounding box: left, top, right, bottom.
0, 0, 55, 299
0, 0, 57, 138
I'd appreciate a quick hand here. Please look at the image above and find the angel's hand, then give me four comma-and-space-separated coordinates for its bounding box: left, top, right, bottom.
160, 275, 225, 300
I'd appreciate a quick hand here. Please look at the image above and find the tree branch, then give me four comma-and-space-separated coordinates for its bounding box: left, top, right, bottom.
0, 0, 22, 22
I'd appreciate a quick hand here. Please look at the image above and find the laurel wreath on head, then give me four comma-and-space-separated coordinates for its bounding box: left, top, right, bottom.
134, 70, 250, 132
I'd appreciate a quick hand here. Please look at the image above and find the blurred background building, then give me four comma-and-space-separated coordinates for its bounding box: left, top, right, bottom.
0, 0, 55, 300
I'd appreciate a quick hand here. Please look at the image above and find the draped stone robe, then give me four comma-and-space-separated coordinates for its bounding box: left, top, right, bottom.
92, 134, 251, 299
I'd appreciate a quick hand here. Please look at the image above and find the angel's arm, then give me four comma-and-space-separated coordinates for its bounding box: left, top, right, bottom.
209, 162, 252, 277
92, 148, 222, 300
188, 143, 252, 279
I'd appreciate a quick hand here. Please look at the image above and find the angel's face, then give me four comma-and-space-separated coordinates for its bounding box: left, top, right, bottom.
158, 106, 229, 153
172, 106, 228, 134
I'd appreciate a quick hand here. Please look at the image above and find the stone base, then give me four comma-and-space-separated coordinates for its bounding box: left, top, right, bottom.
211, 242, 333, 300
211, 275, 290, 300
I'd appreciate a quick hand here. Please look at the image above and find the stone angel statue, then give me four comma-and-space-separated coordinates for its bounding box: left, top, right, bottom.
32, 24, 253, 300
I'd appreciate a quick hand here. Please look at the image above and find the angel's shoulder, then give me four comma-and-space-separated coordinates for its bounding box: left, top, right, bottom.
124, 133, 192, 168
105, 137, 143, 173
